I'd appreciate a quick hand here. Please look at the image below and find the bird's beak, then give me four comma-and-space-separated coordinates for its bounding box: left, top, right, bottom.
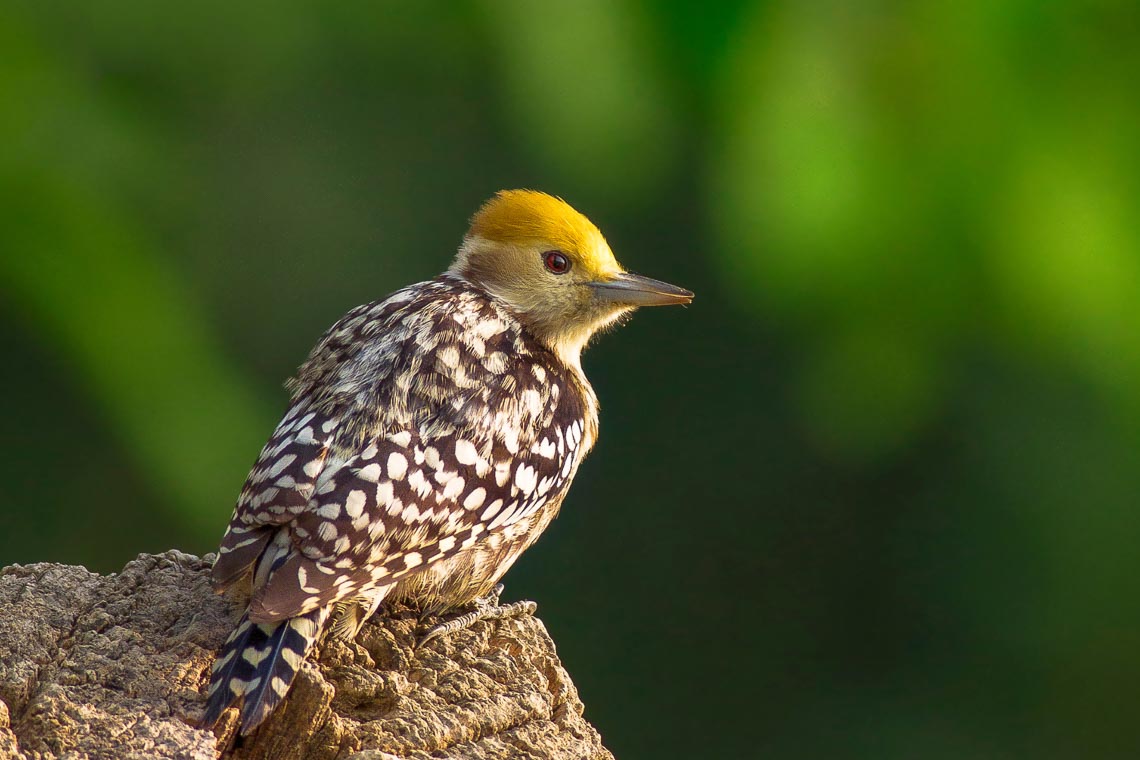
590, 272, 694, 307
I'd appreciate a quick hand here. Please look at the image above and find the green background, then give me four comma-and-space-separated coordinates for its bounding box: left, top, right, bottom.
2, 2, 1138, 757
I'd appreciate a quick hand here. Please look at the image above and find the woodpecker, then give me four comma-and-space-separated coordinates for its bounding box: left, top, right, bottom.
201, 190, 692, 734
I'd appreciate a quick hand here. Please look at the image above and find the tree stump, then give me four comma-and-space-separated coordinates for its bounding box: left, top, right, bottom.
0, 551, 613, 760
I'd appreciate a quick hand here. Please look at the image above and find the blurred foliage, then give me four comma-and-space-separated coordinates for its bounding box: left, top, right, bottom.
2, 1, 1138, 758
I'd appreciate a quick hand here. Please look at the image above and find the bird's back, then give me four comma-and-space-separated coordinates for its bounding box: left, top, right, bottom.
214, 274, 596, 616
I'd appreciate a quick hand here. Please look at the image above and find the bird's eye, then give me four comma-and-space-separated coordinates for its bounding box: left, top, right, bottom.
543, 250, 571, 275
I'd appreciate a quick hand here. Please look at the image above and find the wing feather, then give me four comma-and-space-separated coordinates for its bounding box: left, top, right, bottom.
214, 277, 592, 620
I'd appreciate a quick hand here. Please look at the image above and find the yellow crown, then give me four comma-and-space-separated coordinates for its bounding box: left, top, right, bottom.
467, 190, 608, 258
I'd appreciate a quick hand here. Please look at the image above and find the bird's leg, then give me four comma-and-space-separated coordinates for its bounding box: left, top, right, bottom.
417, 583, 537, 647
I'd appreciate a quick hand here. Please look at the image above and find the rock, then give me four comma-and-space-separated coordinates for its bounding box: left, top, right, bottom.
0, 551, 612, 760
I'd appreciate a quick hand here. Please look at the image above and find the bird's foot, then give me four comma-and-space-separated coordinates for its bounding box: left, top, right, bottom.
417, 584, 537, 647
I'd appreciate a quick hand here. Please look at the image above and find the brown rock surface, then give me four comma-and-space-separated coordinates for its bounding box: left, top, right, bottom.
0, 551, 612, 760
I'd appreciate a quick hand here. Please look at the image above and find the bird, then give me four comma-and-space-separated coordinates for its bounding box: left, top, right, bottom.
200, 189, 693, 735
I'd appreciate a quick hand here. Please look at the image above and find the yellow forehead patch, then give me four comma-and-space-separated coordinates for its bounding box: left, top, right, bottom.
468, 190, 608, 256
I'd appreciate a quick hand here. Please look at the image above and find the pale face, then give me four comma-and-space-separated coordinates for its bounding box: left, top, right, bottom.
450, 190, 693, 365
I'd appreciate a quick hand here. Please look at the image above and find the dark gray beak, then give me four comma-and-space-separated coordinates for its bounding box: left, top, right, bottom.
590, 272, 694, 307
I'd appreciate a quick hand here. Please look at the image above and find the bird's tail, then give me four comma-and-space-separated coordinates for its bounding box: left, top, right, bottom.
201, 606, 329, 735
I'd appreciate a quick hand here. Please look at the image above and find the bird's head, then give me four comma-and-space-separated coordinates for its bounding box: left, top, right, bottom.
450, 190, 692, 366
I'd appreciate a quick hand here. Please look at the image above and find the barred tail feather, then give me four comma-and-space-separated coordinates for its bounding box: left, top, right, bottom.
201, 607, 329, 735
238, 608, 328, 734
201, 612, 255, 729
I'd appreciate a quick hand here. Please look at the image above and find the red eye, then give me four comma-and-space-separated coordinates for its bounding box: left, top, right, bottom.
543, 250, 571, 274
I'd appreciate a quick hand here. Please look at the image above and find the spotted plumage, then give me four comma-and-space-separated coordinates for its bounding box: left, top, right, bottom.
202, 190, 692, 734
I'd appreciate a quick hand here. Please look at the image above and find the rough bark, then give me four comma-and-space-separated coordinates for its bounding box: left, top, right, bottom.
0, 551, 613, 760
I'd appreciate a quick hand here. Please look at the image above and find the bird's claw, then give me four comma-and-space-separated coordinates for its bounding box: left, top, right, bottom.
417, 585, 536, 647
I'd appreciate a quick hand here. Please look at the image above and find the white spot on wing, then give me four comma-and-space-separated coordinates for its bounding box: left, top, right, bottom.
377, 481, 394, 504
480, 499, 504, 521
443, 475, 465, 500
502, 427, 520, 454
345, 490, 366, 519
268, 454, 297, 478
455, 439, 479, 466
464, 487, 486, 510
494, 461, 511, 488
387, 452, 408, 480
514, 464, 537, 494
489, 501, 518, 530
